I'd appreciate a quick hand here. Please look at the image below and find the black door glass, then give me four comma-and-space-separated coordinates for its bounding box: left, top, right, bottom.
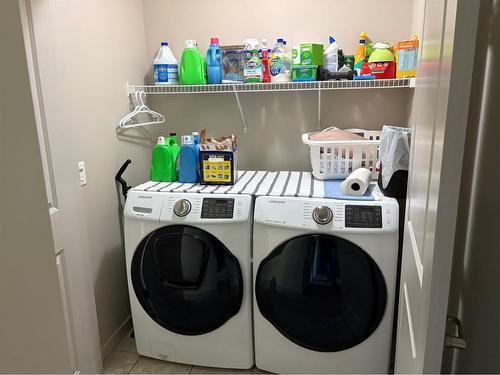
255, 234, 387, 352
132, 225, 243, 335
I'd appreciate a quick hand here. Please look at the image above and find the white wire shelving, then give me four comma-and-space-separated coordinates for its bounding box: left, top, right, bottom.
123, 78, 416, 133
127, 78, 416, 95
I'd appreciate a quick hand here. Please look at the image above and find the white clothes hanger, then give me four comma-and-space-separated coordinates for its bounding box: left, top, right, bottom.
119, 90, 165, 129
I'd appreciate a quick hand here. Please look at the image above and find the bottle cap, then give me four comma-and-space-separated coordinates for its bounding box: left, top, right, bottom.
329, 36, 335, 44
210, 37, 219, 45
277, 38, 284, 43
170, 132, 177, 137
192, 131, 199, 136
161, 41, 168, 46
157, 136, 166, 144
283, 40, 287, 45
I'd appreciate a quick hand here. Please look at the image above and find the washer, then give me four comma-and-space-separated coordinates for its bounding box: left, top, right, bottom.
124, 188, 254, 369
253, 191, 399, 373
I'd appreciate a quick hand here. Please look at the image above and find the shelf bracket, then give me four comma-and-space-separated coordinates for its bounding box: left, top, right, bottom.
233, 87, 248, 134
317, 89, 322, 130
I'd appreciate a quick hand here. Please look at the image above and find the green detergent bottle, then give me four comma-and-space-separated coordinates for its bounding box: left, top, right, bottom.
150, 136, 174, 182
180, 40, 207, 85
167, 133, 180, 180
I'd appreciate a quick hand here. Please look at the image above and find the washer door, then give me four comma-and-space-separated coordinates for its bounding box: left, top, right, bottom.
255, 234, 387, 352
132, 225, 243, 335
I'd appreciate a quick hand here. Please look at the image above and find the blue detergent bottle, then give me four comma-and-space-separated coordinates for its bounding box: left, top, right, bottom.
206, 37, 222, 84
178, 135, 199, 183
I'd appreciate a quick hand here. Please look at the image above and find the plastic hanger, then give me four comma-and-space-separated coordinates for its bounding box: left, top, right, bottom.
119, 90, 165, 129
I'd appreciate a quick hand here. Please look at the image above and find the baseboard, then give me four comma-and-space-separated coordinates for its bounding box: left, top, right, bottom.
101, 315, 132, 361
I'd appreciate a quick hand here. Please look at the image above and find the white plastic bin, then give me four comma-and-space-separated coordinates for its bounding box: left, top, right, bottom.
302, 127, 381, 180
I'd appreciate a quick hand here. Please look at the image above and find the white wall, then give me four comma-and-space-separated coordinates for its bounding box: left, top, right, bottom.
0, 1, 73, 372
444, 0, 500, 372
142, 0, 415, 171
29, 0, 151, 363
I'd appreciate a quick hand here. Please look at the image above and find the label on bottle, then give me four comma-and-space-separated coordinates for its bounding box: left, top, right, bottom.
270, 55, 282, 76
154, 64, 178, 84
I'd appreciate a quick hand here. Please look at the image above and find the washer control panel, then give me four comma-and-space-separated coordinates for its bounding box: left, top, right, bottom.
345, 205, 382, 228
201, 198, 235, 219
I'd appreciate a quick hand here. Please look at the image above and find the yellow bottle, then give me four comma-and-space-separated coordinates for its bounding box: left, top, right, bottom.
354, 32, 367, 71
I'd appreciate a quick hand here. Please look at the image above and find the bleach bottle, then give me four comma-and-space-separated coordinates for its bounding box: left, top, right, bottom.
270, 38, 291, 82
151, 136, 172, 182
206, 37, 222, 84
178, 135, 199, 183
153, 42, 178, 85
324, 36, 338, 73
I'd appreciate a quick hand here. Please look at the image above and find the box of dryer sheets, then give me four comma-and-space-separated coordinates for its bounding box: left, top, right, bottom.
393, 36, 419, 78
199, 129, 238, 185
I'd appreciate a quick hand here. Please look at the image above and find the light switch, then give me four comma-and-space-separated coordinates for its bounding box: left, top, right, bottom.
78, 161, 87, 186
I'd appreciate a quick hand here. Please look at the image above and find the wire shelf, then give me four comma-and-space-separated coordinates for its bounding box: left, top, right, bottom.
127, 78, 416, 95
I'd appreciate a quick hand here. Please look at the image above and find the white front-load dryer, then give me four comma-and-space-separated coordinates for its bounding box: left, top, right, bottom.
253, 194, 399, 373
124, 189, 253, 369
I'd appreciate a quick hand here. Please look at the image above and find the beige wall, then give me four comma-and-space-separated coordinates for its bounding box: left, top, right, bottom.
29, 0, 151, 362
445, 0, 500, 372
0, 1, 73, 372
142, 0, 414, 171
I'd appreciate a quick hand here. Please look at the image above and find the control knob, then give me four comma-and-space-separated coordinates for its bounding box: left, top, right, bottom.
312, 205, 333, 225
174, 199, 191, 217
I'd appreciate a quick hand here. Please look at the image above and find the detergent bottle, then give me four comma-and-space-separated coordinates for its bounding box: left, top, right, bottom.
270, 38, 291, 82
324, 36, 338, 74
178, 135, 199, 183
354, 32, 367, 72
150, 136, 172, 182
206, 37, 222, 84
180, 40, 207, 85
153, 41, 178, 85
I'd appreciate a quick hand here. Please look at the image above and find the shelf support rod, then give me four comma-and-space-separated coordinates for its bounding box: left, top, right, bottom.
233, 87, 248, 133
317, 89, 322, 130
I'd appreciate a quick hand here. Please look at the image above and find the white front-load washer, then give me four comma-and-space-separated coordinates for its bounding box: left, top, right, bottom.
253, 193, 399, 373
124, 188, 254, 369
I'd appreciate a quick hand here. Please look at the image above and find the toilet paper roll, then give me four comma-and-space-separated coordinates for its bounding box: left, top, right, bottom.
340, 168, 372, 196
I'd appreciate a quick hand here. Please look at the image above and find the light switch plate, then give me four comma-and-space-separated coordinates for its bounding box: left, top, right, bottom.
78, 161, 87, 186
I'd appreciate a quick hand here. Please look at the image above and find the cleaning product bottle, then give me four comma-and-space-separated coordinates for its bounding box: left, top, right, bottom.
261, 47, 271, 83
354, 32, 367, 72
153, 42, 178, 85
270, 38, 291, 82
178, 135, 199, 183
206, 37, 222, 84
324, 36, 338, 74
150, 136, 172, 182
180, 40, 207, 85
244, 40, 263, 83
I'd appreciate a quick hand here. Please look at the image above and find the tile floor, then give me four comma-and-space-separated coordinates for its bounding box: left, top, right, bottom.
104, 332, 268, 374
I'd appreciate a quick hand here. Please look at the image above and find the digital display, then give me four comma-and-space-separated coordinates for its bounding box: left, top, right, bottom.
201, 198, 235, 219
345, 205, 382, 228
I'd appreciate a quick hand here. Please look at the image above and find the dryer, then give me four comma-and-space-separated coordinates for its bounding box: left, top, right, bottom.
253, 193, 399, 373
124, 188, 253, 369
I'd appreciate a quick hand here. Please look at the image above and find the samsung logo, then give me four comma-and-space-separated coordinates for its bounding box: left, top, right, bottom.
269, 199, 286, 204
138, 195, 153, 199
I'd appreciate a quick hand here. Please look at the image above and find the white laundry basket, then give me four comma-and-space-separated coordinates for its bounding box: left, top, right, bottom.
302, 127, 381, 180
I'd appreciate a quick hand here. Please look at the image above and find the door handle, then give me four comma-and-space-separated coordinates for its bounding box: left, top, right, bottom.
445, 315, 467, 350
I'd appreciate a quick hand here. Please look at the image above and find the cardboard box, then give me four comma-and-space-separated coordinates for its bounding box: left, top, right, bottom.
393, 37, 419, 78
292, 44, 324, 65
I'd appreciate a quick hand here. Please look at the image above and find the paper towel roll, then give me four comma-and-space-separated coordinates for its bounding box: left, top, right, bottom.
340, 168, 372, 196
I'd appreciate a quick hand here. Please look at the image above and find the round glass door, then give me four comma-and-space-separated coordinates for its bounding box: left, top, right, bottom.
131, 225, 243, 335
255, 234, 387, 352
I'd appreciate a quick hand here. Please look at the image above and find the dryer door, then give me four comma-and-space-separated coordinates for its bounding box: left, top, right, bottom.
131, 225, 243, 335
256, 234, 387, 352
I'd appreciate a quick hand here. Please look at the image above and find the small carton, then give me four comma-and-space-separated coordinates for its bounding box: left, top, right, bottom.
393, 36, 419, 78
199, 129, 238, 185
292, 44, 324, 66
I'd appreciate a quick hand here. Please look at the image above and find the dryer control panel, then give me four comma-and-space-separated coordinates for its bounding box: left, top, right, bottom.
255, 196, 398, 233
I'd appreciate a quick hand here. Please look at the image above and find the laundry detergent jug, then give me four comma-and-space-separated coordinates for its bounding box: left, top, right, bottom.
178, 135, 199, 183
151, 136, 173, 182
206, 37, 222, 84
180, 40, 207, 85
